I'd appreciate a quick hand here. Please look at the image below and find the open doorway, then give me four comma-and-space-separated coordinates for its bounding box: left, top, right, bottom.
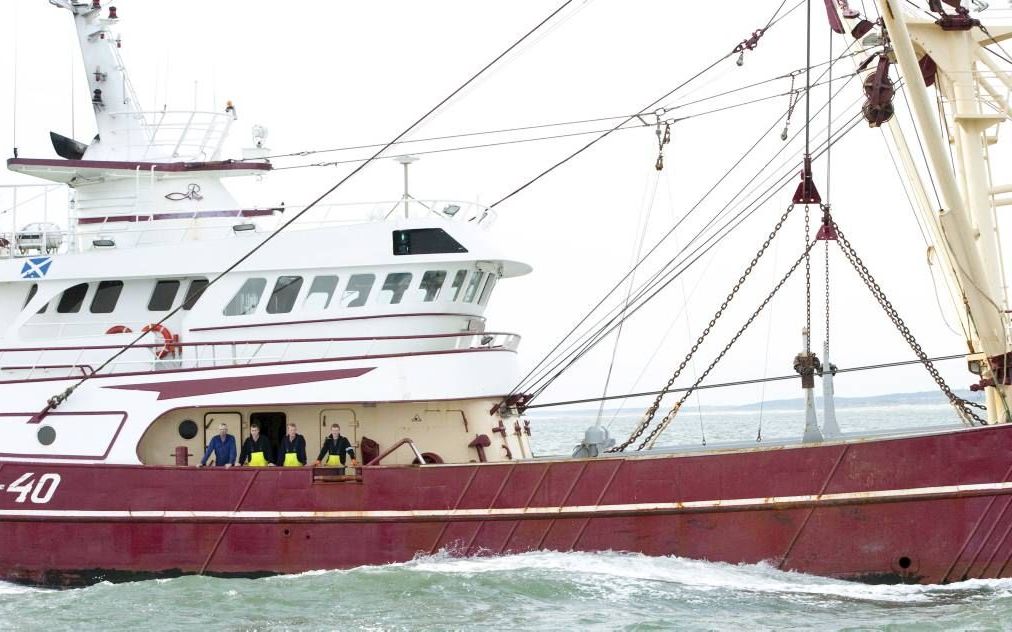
250, 411, 286, 460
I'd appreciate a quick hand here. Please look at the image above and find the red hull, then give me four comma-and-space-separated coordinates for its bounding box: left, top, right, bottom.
2, 424, 1012, 587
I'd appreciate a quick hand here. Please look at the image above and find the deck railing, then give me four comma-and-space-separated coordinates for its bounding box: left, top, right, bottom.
0, 332, 521, 381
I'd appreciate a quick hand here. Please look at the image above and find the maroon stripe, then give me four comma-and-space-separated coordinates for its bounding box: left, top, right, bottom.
7, 158, 271, 172
189, 312, 484, 333
77, 208, 280, 225
105, 367, 375, 400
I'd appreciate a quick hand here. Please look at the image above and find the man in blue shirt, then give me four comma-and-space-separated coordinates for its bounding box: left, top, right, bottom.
199, 423, 237, 467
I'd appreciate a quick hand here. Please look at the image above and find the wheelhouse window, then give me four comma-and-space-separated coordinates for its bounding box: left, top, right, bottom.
266, 276, 303, 314
392, 228, 467, 255
449, 270, 468, 301
183, 278, 209, 310
478, 274, 497, 305
304, 275, 338, 310
342, 274, 375, 308
90, 280, 124, 313
57, 283, 89, 314
419, 271, 447, 302
148, 280, 180, 311
463, 272, 485, 303
379, 273, 412, 304
23, 283, 38, 308
224, 278, 267, 316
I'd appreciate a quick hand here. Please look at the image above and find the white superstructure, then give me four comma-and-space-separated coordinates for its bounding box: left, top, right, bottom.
1, 1, 534, 467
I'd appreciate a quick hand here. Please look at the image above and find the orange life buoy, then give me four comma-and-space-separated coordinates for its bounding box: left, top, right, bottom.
141, 323, 177, 359
105, 325, 133, 335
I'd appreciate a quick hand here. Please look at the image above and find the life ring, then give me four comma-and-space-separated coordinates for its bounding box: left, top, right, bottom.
105, 325, 133, 334
141, 323, 177, 359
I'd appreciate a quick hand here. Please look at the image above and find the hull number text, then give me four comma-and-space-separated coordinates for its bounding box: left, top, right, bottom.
1, 472, 62, 504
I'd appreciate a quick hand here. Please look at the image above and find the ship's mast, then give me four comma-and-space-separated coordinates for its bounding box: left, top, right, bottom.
872, 0, 1012, 423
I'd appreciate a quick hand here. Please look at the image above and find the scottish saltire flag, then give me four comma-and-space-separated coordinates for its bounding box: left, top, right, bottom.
20, 257, 53, 279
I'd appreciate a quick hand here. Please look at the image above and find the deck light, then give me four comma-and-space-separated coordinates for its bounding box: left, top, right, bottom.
92, 238, 115, 248
232, 223, 256, 233
442, 204, 461, 217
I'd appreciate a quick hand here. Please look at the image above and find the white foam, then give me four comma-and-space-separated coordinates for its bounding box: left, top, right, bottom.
0, 581, 47, 595
392, 551, 1012, 603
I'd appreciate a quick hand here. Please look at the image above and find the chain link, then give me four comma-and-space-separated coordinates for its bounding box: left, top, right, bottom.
833, 220, 986, 426
824, 235, 830, 349
610, 204, 799, 452
636, 242, 817, 450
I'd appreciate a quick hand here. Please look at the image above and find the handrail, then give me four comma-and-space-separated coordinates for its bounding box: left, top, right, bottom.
364, 437, 425, 466
0, 331, 519, 354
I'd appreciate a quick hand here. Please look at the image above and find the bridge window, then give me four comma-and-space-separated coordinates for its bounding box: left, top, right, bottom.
90, 280, 124, 313
266, 276, 303, 314
183, 278, 209, 310
57, 283, 89, 313
148, 280, 180, 311
450, 270, 467, 301
224, 278, 266, 316
478, 274, 497, 305
379, 273, 412, 305
419, 271, 447, 302
342, 274, 375, 308
23, 283, 38, 308
392, 228, 467, 255
463, 272, 485, 303
304, 275, 338, 310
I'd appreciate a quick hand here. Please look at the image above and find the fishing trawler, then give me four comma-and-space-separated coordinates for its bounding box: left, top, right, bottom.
1, 0, 1011, 586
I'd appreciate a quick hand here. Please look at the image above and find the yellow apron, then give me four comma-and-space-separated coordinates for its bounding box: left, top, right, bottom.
326, 454, 343, 466
283, 452, 301, 467
249, 451, 268, 467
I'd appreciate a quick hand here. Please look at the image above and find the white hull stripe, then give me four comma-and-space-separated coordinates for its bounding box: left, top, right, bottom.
1, 480, 1011, 521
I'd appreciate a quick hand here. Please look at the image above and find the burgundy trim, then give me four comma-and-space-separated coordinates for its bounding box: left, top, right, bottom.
0, 330, 513, 353
0, 346, 515, 386
106, 367, 375, 400
189, 312, 485, 333
0, 411, 127, 459
7, 158, 272, 173
77, 209, 279, 225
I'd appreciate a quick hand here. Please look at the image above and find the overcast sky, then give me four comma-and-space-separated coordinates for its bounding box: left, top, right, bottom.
3, 0, 1012, 413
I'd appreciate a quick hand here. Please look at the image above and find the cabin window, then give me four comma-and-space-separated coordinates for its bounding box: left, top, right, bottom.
90, 280, 124, 313
266, 276, 303, 314
379, 273, 412, 305
224, 278, 267, 316
148, 280, 180, 311
342, 274, 375, 308
304, 275, 338, 310
392, 228, 467, 255
450, 270, 467, 301
23, 284, 38, 308
419, 271, 447, 302
57, 283, 89, 314
463, 272, 485, 303
183, 278, 209, 310
478, 274, 497, 305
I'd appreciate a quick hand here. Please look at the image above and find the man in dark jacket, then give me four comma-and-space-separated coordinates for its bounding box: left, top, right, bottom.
277, 422, 307, 467
239, 422, 274, 467
314, 423, 356, 470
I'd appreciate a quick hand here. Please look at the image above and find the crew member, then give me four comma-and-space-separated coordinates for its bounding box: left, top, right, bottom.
239, 422, 274, 467
199, 423, 236, 467
278, 422, 307, 467
314, 423, 356, 472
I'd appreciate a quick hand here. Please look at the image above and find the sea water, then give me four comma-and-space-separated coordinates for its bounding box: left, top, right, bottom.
2, 398, 1010, 631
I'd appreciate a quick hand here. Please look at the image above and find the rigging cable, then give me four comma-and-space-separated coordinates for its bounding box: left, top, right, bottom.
31, 0, 581, 419
508, 64, 868, 405
524, 353, 971, 409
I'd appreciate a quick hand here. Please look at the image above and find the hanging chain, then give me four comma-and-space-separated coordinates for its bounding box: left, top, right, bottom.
637, 241, 818, 450
805, 205, 812, 352
833, 220, 986, 426
781, 73, 799, 141
824, 237, 831, 348
611, 204, 798, 452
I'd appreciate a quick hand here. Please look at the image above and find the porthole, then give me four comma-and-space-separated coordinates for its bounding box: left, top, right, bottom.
37, 425, 56, 446
178, 420, 198, 440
